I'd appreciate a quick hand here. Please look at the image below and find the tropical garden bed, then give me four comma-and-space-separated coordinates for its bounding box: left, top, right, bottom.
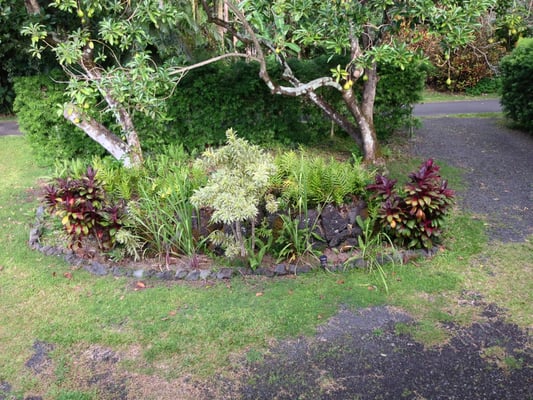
33, 129, 454, 290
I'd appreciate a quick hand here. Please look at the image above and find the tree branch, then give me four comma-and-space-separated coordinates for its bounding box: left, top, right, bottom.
168, 52, 258, 76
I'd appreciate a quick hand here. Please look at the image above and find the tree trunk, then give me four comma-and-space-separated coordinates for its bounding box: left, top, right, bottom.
342, 86, 380, 163
24, 0, 40, 14
63, 106, 139, 168
75, 46, 143, 167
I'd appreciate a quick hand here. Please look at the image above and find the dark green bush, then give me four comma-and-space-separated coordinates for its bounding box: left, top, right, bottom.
13, 72, 106, 163
465, 77, 502, 96
367, 159, 455, 249
162, 61, 329, 150
500, 38, 533, 133
373, 60, 428, 139
14, 58, 425, 164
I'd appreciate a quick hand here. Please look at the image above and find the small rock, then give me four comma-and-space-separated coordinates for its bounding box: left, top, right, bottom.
288, 264, 311, 274
28, 228, 41, 246
64, 254, 83, 266
35, 206, 45, 219
254, 267, 274, 277
327, 264, 342, 272
44, 247, 61, 257
237, 267, 252, 276
274, 264, 288, 276
84, 262, 108, 276
376, 254, 396, 265
174, 268, 188, 280
155, 270, 174, 280
111, 267, 126, 277
185, 270, 201, 281
216, 268, 235, 280
346, 257, 367, 269
146, 269, 157, 278
40, 245, 52, 255
133, 269, 144, 278
199, 269, 212, 280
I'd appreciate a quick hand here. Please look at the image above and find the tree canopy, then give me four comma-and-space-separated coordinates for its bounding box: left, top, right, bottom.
202, 0, 496, 162
22, 0, 496, 165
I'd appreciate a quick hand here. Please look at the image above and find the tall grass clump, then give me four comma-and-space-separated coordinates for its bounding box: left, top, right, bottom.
127, 145, 205, 260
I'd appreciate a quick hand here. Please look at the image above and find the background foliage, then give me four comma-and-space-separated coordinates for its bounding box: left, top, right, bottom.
500, 37, 533, 133
14, 58, 426, 164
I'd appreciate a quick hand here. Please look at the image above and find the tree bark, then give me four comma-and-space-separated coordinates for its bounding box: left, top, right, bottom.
76, 46, 143, 167
63, 106, 136, 167
342, 87, 379, 162
24, 0, 40, 14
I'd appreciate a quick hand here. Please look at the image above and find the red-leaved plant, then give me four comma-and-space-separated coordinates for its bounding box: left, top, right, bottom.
367, 159, 455, 249
43, 167, 125, 250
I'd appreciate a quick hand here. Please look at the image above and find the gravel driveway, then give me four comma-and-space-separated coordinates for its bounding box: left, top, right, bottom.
411, 117, 533, 242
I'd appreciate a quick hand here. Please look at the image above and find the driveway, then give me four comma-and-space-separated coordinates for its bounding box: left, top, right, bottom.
413, 99, 501, 116
0, 120, 20, 136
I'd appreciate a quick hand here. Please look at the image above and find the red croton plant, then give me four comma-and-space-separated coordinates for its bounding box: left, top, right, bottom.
43, 167, 126, 250
367, 159, 455, 249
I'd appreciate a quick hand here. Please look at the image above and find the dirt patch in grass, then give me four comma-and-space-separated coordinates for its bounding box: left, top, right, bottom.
209, 305, 532, 400
10, 304, 530, 400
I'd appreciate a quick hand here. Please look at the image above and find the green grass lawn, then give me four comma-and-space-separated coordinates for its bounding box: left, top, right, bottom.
0, 136, 531, 399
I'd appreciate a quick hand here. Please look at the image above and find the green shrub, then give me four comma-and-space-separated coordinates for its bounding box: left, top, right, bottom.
128, 144, 204, 259
465, 77, 502, 96
43, 166, 126, 250
13, 72, 106, 163
191, 129, 277, 264
500, 38, 533, 133
163, 61, 328, 150
373, 60, 428, 139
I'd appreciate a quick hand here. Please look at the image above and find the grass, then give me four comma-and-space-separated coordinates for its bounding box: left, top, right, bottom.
1, 136, 531, 399
422, 88, 499, 103
423, 112, 504, 119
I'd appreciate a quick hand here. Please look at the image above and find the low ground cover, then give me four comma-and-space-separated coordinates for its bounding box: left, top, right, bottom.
0, 135, 531, 399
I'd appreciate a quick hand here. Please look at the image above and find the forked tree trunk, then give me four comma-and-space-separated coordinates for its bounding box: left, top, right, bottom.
203, 0, 383, 163
67, 47, 144, 168
342, 66, 381, 162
